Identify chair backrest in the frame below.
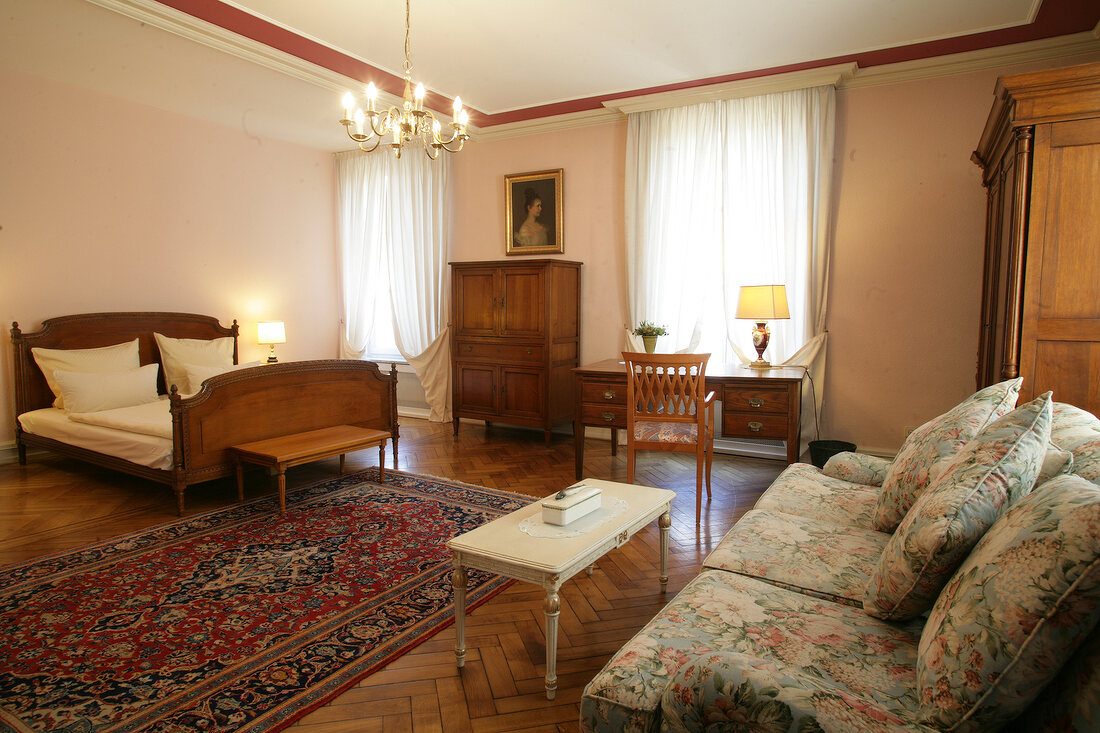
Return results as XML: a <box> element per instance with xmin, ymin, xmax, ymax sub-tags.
<box><xmin>622</xmin><ymin>352</ymin><xmax>710</xmax><ymax>426</ymax></box>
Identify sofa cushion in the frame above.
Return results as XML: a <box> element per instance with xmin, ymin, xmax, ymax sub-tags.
<box><xmin>873</xmin><ymin>378</ymin><xmax>1022</xmax><ymax>533</ymax></box>
<box><xmin>864</xmin><ymin>393</ymin><xmax>1052</xmax><ymax>621</ymax></box>
<box><xmin>1050</xmin><ymin>402</ymin><xmax>1100</xmax><ymax>487</ymax></box>
<box><xmin>580</xmin><ymin>570</ymin><xmax>923</xmax><ymax>733</ymax></box>
<box><xmin>660</xmin><ymin>651</ymin><xmax>929</xmax><ymax>732</ymax></box>
<box><xmin>1013</xmin><ymin>621</ymin><xmax>1100</xmax><ymax>733</ymax></box>
<box><xmin>917</xmin><ymin>474</ymin><xmax>1100</xmax><ymax>732</ymax></box>
<box><xmin>753</xmin><ymin>463</ymin><xmax>879</xmax><ymax>529</ymax></box>
<box><xmin>822</xmin><ymin>451</ymin><xmax>893</xmax><ymax>487</ymax></box>
<box><xmin>703</xmin><ymin>509</ymin><xmax>889</xmax><ymax>607</ymax></box>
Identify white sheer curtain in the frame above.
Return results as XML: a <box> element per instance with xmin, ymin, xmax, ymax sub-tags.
<box><xmin>625</xmin><ymin>86</ymin><xmax>835</xmax><ymax>451</ymax></box>
<box><xmin>335</xmin><ymin>150</ymin><xmax>452</xmax><ymax>422</ymax></box>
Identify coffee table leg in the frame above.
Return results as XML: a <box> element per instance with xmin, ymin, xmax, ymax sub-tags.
<box><xmin>452</xmin><ymin>558</ymin><xmax>467</xmax><ymax>668</ymax></box>
<box><xmin>544</xmin><ymin>589</ymin><xmax>560</xmax><ymax>700</ymax></box>
<box><xmin>659</xmin><ymin>510</ymin><xmax>671</xmax><ymax>590</ymax></box>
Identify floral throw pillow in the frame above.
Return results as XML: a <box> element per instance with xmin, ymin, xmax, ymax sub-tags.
<box><xmin>917</xmin><ymin>474</ymin><xmax>1100</xmax><ymax>732</ymax></box>
<box><xmin>864</xmin><ymin>393</ymin><xmax>1052</xmax><ymax>621</ymax></box>
<box><xmin>873</xmin><ymin>378</ymin><xmax>1022</xmax><ymax>532</ymax></box>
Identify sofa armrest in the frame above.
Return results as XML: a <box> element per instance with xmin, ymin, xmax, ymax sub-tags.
<box><xmin>659</xmin><ymin>651</ymin><xmax>929</xmax><ymax>732</ymax></box>
<box><xmin>822</xmin><ymin>452</ymin><xmax>892</xmax><ymax>487</ymax></box>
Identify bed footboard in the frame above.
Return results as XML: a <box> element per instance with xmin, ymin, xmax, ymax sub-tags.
<box><xmin>170</xmin><ymin>359</ymin><xmax>398</xmax><ymax>514</ymax></box>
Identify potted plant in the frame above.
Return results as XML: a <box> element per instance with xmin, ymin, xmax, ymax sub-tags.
<box><xmin>633</xmin><ymin>321</ymin><xmax>669</xmax><ymax>353</ymax></box>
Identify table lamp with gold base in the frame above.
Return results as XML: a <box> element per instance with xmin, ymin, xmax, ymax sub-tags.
<box><xmin>735</xmin><ymin>285</ymin><xmax>790</xmax><ymax>368</ymax></box>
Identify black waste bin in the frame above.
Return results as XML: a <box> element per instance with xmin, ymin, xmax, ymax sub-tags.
<box><xmin>809</xmin><ymin>440</ymin><xmax>857</xmax><ymax>469</ymax></box>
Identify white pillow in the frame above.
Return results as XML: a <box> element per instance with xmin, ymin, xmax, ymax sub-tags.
<box><xmin>182</xmin><ymin>361</ymin><xmax>263</xmax><ymax>397</ymax></box>
<box><xmin>53</xmin><ymin>364</ymin><xmax>161</xmax><ymax>414</ymax></box>
<box><xmin>154</xmin><ymin>333</ymin><xmax>234</xmax><ymax>395</ymax></box>
<box><xmin>32</xmin><ymin>339</ymin><xmax>141</xmax><ymax>409</ymax></box>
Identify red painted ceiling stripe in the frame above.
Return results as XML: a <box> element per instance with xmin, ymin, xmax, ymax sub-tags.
<box><xmin>153</xmin><ymin>0</ymin><xmax>1098</xmax><ymax>128</ymax></box>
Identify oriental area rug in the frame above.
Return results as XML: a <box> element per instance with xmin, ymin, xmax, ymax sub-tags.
<box><xmin>0</xmin><ymin>468</ymin><xmax>532</xmax><ymax>732</ymax></box>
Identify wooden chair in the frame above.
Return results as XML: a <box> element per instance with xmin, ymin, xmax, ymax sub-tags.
<box><xmin>622</xmin><ymin>352</ymin><xmax>716</xmax><ymax>525</ymax></box>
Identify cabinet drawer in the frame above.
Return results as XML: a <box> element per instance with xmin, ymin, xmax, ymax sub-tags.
<box><xmin>580</xmin><ymin>404</ymin><xmax>626</xmax><ymax>428</ymax></box>
<box><xmin>723</xmin><ymin>385</ymin><xmax>790</xmax><ymax>414</ymax></box>
<box><xmin>722</xmin><ymin>411</ymin><xmax>788</xmax><ymax>440</ymax></box>
<box><xmin>456</xmin><ymin>341</ymin><xmax>544</xmax><ymax>362</ymax></box>
<box><xmin>580</xmin><ymin>381</ymin><xmax>626</xmax><ymax>405</ymax></box>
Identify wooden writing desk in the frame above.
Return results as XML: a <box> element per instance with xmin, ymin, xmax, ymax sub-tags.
<box><xmin>573</xmin><ymin>359</ymin><xmax>805</xmax><ymax>479</ymax></box>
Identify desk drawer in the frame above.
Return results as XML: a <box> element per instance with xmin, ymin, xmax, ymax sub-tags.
<box><xmin>457</xmin><ymin>341</ymin><xmax>544</xmax><ymax>363</ymax></box>
<box><xmin>724</xmin><ymin>385</ymin><xmax>790</xmax><ymax>414</ymax></box>
<box><xmin>722</xmin><ymin>411</ymin><xmax>788</xmax><ymax>440</ymax></box>
<box><xmin>580</xmin><ymin>381</ymin><xmax>626</xmax><ymax>405</ymax></box>
<box><xmin>580</xmin><ymin>404</ymin><xmax>626</xmax><ymax>428</ymax></box>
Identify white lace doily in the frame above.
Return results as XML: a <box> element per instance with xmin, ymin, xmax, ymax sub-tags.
<box><xmin>519</xmin><ymin>497</ymin><xmax>630</xmax><ymax>538</ymax></box>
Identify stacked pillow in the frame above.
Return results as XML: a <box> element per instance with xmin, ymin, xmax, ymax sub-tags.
<box><xmin>52</xmin><ymin>364</ymin><xmax>161</xmax><ymax>414</ymax></box>
<box><xmin>873</xmin><ymin>378</ymin><xmax>1023</xmax><ymax>532</ymax></box>
<box><xmin>31</xmin><ymin>339</ymin><xmax>141</xmax><ymax>410</ymax></box>
<box><xmin>864</xmin><ymin>393</ymin><xmax>1052</xmax><ymax>620</ymax></box>
<box><xmin>917</xmin><ymin>473</ymin><xmax>1100</xmax><ymax>731</ymax></box>
<box><xmin>153</xmin><ymin>332</ymin><xmax>235</xmax><ymax>396</ymax></box>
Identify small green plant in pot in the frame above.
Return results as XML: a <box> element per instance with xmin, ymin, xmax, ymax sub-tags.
<box><xmin>632</xmin><ymin>321</ymin><xmax>669</xmax><ymax>353</ymax></box>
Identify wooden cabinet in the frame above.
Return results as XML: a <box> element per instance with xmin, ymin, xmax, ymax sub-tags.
<box><xmin>973</xmin><ymin>62</ymin><xmax>1100</xmax><ymax>416</ymax></box>
<box><xmin>451</xmin><ymin>259</ymin><xmax>581</xmax><ymax>443</ymax></box>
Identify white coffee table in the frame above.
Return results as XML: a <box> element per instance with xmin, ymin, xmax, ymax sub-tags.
<box><xmin>447</xmin><ymin>478</ymin><xmax>675</xmax><ymax>700</ymax></box>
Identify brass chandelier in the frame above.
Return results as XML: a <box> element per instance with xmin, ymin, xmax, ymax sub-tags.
<box><xmin>339</xmin><ymin>0</ymin><xmax>469</xmax><ymax>159</ymax></box>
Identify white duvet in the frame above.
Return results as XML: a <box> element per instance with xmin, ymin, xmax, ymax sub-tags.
<box><xmin>67</xmin><ymin>397</ymin><xmax>173</xmax><ymax>439</ymax></box>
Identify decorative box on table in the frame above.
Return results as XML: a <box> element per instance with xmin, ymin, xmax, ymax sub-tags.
<box><xmin>541</xmin><ymin>485</ymin><xmax>602</xmax><ymax>526</ymax></box>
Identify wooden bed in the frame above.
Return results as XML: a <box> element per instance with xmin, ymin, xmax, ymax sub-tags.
<box><xmin>11</xmin><ymin>312</ymin><xmax>398</xmax><ymax>514</ymax></box>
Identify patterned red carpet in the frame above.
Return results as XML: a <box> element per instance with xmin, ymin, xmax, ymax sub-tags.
<box><xmin>0</xmin><ymin>468</ymin><xmax>531</xmax><ymax>732</ymax></box>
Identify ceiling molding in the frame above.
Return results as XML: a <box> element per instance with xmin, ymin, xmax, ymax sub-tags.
<box><xmin>843</xmin><ymin>29</ymin><xmax>1100</xmax><ymax>89</ymax></box>
<box><xmin>82</xmin><ymin>0</ymin><xmax>1100</xmax><ymax>145</ymax></box>
<box><xmin>472</xmin><ymin>108</ymin><xmax>622</xmax><ymax>142</ymax></box>
<box><xmin>602</xmin><ymin>64</ymin><xmax>859</xmax><ymax>115</ymax></box>
<box><xmin>84</xmin><ymin>0</ymin><xmax>406</xmax><ymax>109</ymax></box>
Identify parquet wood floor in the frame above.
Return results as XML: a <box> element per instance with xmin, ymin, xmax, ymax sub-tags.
<box><xmin>0</xmin><ymin>419</ymin><xmax>786</xmax><ymax>732</ymax></box>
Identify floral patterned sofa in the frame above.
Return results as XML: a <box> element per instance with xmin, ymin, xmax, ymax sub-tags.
<box><xmin>581</xmin><ymin>380</ymin><xmax>1100</xmax><ymax>732</ymax></box>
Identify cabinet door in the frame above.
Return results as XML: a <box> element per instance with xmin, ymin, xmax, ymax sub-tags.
<box><xmin>499</xmin><ymin>367</ymin><xmax>545</xmax><ymax>420</ymax></box>
<box><xmin>499</xmin><ymin>267</ymin><xmax>545</xmax><ymax>338</ymax></box>
<box><xmin>454</xmin><ymin>268</ymin><xmax>498</xmax><ymax>337</ymax></box>
<box><xmin>1019</xmin><ymin>118</ymin><xmax>1100</xmax><ymax>413</ymax></box>
<box><xmin>454</xmin><ymin>363</ymin><xmax>497</xmax><ymax>415</ymax></box>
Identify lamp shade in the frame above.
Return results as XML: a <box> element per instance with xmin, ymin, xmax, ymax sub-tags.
<box><xmin>257</xmin><ymin>321</ymin><xmax>286</xmax><ymax>345</ymax></box>
<box><xmin>736</xmin><ymin>285</ymin><xmax>790</xmax><ymax>320</ymax></box>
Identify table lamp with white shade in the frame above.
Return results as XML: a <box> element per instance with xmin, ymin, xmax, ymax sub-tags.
<box><xmin>257</xmin><ymin>321</ymin><xmax>286</xmax><ymax>364</ymax></box>
<box><xmin>735</xmin><ymin>285</ymin><xmax>789</xmax><ymax>368</ymax></box>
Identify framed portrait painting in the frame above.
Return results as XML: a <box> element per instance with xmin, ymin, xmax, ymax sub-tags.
<box><xmin>505</xmin><ymin>169</ymin><xmax>563</xmax><ymax>255</ymax></box>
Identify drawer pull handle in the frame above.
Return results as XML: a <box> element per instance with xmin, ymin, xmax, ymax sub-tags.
<box><xmin>601</xmin><ymin>411</ymin><xmax>615</xmax><ymax>422</ymax></box>
<box><xmin>527</xmin><ymin>349</ymin><xmax>533</xmax><ymax>355</ymax></box>
<box><xmin>602</xmin><ymin>390</ymin><xmax>616</xmax><ymax>400</ymax></box>
<box><xmin>749</xmin><ymin>398</ymin><xmax>763</xmax><ymax>408</ymax></box>
<box><xmin>465</xmin><ymin>345</ymin><xmax>472</xmax><ymax>352</ymax></box>
<box><xmin>748</xmin><ymin>421</ymin><xmax>763</xmax><ymax>432</ymax></box>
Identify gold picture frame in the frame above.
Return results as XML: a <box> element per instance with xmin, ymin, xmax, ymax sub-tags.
<box><xmin>505</xmin><ymin>169</ymin><xmax>563</xmax><ymax>255</ymax></box>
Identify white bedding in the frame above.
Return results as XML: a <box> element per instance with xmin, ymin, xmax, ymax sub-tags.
<box><xmin>18</xmin><ymin>400</ymin><xmax>173</xmax><ymax>470</ymax></box>
<box><xmin>68</xmin><ymin>398</ymin><xmax>172</xmax><ymax>439</ymax></box>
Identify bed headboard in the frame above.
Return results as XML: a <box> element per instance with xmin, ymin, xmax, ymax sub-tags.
<box><xmin>10</xmin><ymin>312</ymin><xmax>239</xmax><ymax>417</ymax></box>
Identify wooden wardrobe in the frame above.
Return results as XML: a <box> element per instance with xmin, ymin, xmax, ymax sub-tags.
<box><xmin>450</xmin><ymin>259</ymin><xmax>581</xmax><ymax>443</ymax></box>
<box><xmin>973</xmin><ymin>61</ymin><xmax>1100</xmax><ymax>415</ymax></box>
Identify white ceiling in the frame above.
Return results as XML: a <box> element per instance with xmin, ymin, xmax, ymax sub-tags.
<box><xmin>236</xmin><ymin>0</ymin><xmax>1040</xmax><ymax>113</ymax></box>
<box><xmin>0</xmin><ymin>0</ymin><xmax>1080</xmax><ymax>152</ymax></box>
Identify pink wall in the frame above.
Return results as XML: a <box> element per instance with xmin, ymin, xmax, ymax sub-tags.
<box><xmin>0</xmin><ymin>66</ymin><xmax>340</xmax><ymax>444</ymax></box>
<box><xmin>450</xmin><ymin>121</ymin><xmax>629</xmax><ymax>366</ymax></box>
<box><xmin>452</xmin><ymin>53</ymin><xmax>1100</xmax><ymax>455</ymax></box>
<box><xmin>827</xmin><ymin>52</ymin><xmax>1100</xmax><ymax>453</ymax></box>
